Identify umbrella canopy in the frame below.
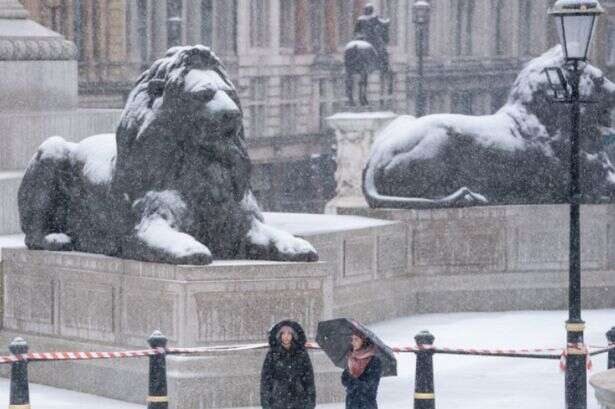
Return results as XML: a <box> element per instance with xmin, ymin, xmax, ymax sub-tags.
<box><xmin>316</xmin><ymin>318</ymin><xmax>397</xmax><ymax>377</ymax></box>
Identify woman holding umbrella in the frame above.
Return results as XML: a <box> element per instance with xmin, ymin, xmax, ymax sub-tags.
<box><xmin>316</xmin><ymin>318</ymin><xmax>396</xmax><ymax>409</ymax></box>
<box><xmin>341</xmin><ymin>331</ymin><xmax>382</xmax><ymax>409</ymax></box>
<box><xmin>260</xmin><ymin>320</ymin><xmax>316</xmax><ymax>409</ymax></box>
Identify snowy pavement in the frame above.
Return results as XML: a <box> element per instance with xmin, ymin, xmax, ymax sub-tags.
<box><xmin>0</xmin><ymin>309</ymin><xmax>611</xmax><ymax>408</ymax></box>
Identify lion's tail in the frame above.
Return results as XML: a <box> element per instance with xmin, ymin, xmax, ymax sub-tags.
<box><xmin>362</xmin><ymin>160</ymin><xmax>487</xmax><ymax>209</ymax></box>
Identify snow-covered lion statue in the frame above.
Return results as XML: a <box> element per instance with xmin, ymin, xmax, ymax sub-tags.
<box><xmin>363</xmin><ymin>46</ymin><xmax>615</xmax><ymax>208</ymax></box>
<box><xmin>18</xmin><ymin>45</ymin><xmax>318</xmax><ymax>265</ymax></box>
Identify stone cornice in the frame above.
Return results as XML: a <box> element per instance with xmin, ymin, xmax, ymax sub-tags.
<box><xmin>0</xmin><ymin>37</ymin><xmax>77</xmax><ymax>60</ymax></box>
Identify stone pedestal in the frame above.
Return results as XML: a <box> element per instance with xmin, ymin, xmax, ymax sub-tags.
<box><xmin>591</xmin><ymin>369</ymin><xmax>615</xmax><ymax>408</ymax></box>
<box><xmin>0</xmin><ymin>248</ymin><xmax>341</xmax><ymax>409</ymax></box>
<box><xmin>0</xmin><ymin>1</ymin><xmax>122</xmax><ymax>234</ymax></box>
<box><xmin>324</xmin><ymin>111</ymin><xmax>398</xmax><ymax>214</ymax></box>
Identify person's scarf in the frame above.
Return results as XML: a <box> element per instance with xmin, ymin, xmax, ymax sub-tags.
<box><xmin>347</xmin><ymin>345</ymin><xmax>376</xmax><ymax>378</ymax></box>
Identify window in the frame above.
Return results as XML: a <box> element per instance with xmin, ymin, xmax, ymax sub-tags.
<box><xmin>427</xmin><ymin>93</ymin><xmax>446</xmax><ymax>114</ymax></box>
<box><xmin>137</xmin><ymin>0</ymin><xmax>150</xmax><ymax>64</ymax></box>
<box><xmin>247</xmin><ymin>78</ymin><xmax>268</xmax><ymax>138</ymax></box>
<box><xmin>201</xmin><ymin>0</ymin><xmax>213</xmax><ymax>47</ymax></box>
<box><xmin>381</xmin><ymin>0</ymin><xmax>398</xmax><ymax>46</ymax></box>
<box><xmin>455</xmin><ymin>0</ymin><xmax>474</xmax><ymax>56</ymax></box>
<box><xmin>167</xmin><ymin>0</ymin><xmax>183</xmax><ymax>47</ymax></box>
<box><xmin>452</xmin><ymin>91</ymin><xmax>474</xmax><ymax>115</ymax></box>
<box><xmin>250</xmin><ymin>0</ymin><xmax>270</xmax><ymax>47</ymax></box>
<box><xmin>491</xmin><ymin>88</ymin><xmax>509</xmax><ymax>113</ymax></box>
<box><xmin>318</xmin><ymin>78</ymin><xmax>344</xmax><ymax>130</ymax></box>
<box><xmin>311</xmin><ymin>0</ymin><xmax>325</xmax><ymax>53</ymax></box>
<box><xmin>279</xmin><ymin>0</ymin><xmax>296</xmax><ymax>49</ymax></box>
<box><xmin>336</xmin><ymin>0</ymin><xmax>354</xmax><ymax>46</ymax></box>
<box><xmin>607</xmin><ymin>20</ymin><xmax>615</xmax><ymax>66</ymax></box>
<box><xmin>494</xmin><ymin>0</ymin><xmax>504</xmax><ymax>55</ymax></box>
<box><xmin>519</xmin><ymin>0</ymin><xmax>532</xmax><ymax>56</ymax></box>
<box><xmin>74</xmin><ymin>0</ymin><xmax>84</xmax><ymax>61</ymax></box>
<box><xmin>216</xmin><ymin>0</ymin><xmax>238</xmax><ymax>53</ymax></box>
<box><xmin>280</xmin><ymin>77</ymin><xmax>301</xmax><ymax>134</ymax></box>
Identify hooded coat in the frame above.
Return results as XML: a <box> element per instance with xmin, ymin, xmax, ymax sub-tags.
<box><xmin>341</xmin><ymin>355</ymin><xmax>381</xmax><ymax>409</ymax></box>
<box><xmin>260</xmin><ymin>320</ymin><xmax>316</xmax><ymax>409</ymax></box>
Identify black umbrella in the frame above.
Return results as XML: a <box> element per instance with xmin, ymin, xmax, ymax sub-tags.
<box><xmin>316</xmin><ymin>318</ymin><xmax>397</xmax><ymax>377</ymax></box>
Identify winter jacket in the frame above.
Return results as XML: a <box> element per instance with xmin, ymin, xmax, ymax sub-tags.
<box><xmin>260</xmin><ymin>320</ymin><xmax>316</xmax><ymax>409</ymax></box>
<box><xmin>341</xmin><ymin>355</ymin><xmax>381</xmax><ymax>409</ymax></box>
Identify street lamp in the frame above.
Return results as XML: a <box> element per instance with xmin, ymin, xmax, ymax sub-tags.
<box><xmin>544</xmin><ymin>1</ymin><xmax>604</xmax><ymax>409</ymax></box>
<box><xmin>412</xmin><ymin>0</ymin><xmax>431</xmax><ymax>117</ymax></box>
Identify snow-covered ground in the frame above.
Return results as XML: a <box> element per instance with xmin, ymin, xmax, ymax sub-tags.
<box><xmin>0</xmin><ymin>309</ymin><xmax>611</xmax><ymax>409</ymax></box>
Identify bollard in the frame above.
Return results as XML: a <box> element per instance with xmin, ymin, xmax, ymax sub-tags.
<box><xmin>9</xmin><ymin>337</ymin><xmax>30</xmax><ymax>409</ymax></box>
<box><xmin>147</xmin><ymin>331</ymin><xmax>168</xmax><ymax>409</ymax></box>
<box><xmin>607</xmin><ymin>327</ymin><xmax>615</xmax><ymax>370</ymax></box>
<box><xmin>414</xmin><ymin>330</ymin><xmax>435</xmax><ymax>409</ymax></box>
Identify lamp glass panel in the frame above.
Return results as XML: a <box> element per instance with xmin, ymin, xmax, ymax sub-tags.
<box><xmin>558</xmin><ymin>14</ymin><xmax>596</xmax><ymax>59</ymax></box>
<box><xmin>546</xmin><ymin>68</ymin><xmax>564</xmax><ymax>88</ymax></box>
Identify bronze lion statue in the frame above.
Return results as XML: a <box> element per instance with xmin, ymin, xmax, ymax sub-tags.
<box><xmin>18</xmin><ymin>45</ymin><xmax>318</xmax><ymax>265</ymax></box>
<box><xmin>363</xmin><ymin>46</ymin><xmax>615</xmax><ymax>208</ymax></box>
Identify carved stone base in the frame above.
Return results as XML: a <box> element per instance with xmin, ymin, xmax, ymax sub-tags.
<box><xmin>325</xmin><ymin>111</ymin><xmax>399</xmax><ymax>214</ymax></box>
<box><xmin>0</xmin><ymin>248</ymin><xmax>340</xmax><ymax>408</ymax></box>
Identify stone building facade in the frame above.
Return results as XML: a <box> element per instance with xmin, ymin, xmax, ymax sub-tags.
<box><xmin>18</xmin><ymin>0</ymin><xmax>615</xmax><ymax>211</ymax></box>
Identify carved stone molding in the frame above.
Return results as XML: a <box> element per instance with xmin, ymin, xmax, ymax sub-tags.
<box><xmin>0</xmin><ymin>38</ymin><xmax>77</xmax><ymax>61</ymax></box>
<box><xmin>324</xmin><ymin>111</ymin><xmax>398</xmax><ymax>213</ymax></box>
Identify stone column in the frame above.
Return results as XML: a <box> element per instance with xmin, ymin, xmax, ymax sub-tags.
<box><xmin>325</xmin><ymin>111</ymin><xmax>398</xmax><ymax>213</ymax></box>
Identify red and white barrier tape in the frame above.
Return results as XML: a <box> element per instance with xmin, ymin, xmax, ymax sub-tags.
<box><xmin>0</xmin><ymin>341</ymin><xmax>610</xmax><ymax>365</ymax></box>
<box><xmin>558</xmin><ymin>343</ymin><xmax>597</xmax><ymax>372</ymax></box>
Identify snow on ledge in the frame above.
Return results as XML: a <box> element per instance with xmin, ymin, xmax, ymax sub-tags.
<box><xmin>263</xmin><ymin>212</ymin><xmax>395</xmax><ymax>236</ymax></box>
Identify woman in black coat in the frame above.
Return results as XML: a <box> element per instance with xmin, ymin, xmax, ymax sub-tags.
<box><xmin>260</xmin><ymin>320</ymin><xmax>316</xmax><ymax>409</ymax></box>
<box><xmin>341</xmin><ymin>332</ymin><xmax>382</xmax><ymax>409</ymax></box>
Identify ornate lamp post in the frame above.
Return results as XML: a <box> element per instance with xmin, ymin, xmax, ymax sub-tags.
<box><xmin>544</xmin><ymin>1</ymin><xmax>603</xmax><ymax>408</ymax></box>
<box><xmin>412</xmin><ymin>0</ymin><xmax>431</xmax><ymax>117</ymax></box>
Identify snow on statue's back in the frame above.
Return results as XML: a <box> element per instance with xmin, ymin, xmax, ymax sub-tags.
<box><xmin>17</xmin><ymin>45</ymin><xmax>318</xmax><ymax>265</ymax></box>
<box><xmin>363</xmin><ymin>46</ymin><xmax>615</xmax><ymax>208</ymax></box>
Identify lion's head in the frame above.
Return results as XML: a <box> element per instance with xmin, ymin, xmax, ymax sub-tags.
<box><xmin>505</xmin><ymin>46</ymin><xmax>615</xmax><ymax>156</ymax></box>
<box><xmin>114</xmin><ymin>45</ymin><xmax>250</xmax><ymax>201</ymax></box>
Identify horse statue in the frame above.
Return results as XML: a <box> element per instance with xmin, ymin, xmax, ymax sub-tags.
<box><xmin>344</xmin><ymin>3</ymin><xmax>393</xmax><ymax>106</ymax></box>
<box><xmin>362</xmin><ymin>46</ymin><xmax>615</xmax><ymax>208</ymax></box>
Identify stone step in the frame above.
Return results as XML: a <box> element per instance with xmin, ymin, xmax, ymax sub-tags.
<box><xmin>0</xmin><ymin>171</ymin><xmax>22</xmax><ymax>235</ymax></box>
<box><xmin>0</xmin><ymin>109</ymin><xmax>121</xmax><ymax>170</ymax></box>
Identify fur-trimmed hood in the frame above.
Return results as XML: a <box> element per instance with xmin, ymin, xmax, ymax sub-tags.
<box><xmin>267</xmin><ymin>320</ymin><xmax>307</xmax><ymax>351</ymax></box>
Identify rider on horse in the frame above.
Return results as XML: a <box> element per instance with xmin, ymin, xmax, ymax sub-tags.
<box><xmin>354</xmin><ymin>3</ymin><xmax>390</xmax><ymax>72</ymax></box>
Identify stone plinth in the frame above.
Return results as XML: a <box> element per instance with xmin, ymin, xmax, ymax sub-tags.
<box><xmin>591</xmin><ymin>369</ymin><xmax>615</xmax><ymax>408</ymax></box>
<box><xmin>0</xmin><ymin>248</ymin><xmax>340</xmax><ymax>408</ymax></box>
<box><xmin>2</xmin><ymin>249</ymin><xmax>331</xmax><ymax>346</ymax></box>
<box><xmin>324</xmin><ymin>111</ymin><xmax>398</xmax><ymax>214</ymax></box>
<box><xmin>337</xmin><ymin>204</ymin><xmax>615</xmax><ymax>312</ymax></box>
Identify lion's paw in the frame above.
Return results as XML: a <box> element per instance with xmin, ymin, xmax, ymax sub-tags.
<box><xmin>273</xmin><ymin>236</ymin><xmax>319</xmax><ymax>262</ymax></box>
<box><xmin>43</xmin><ymin>233</ymin><xmax>73</xmax><ymax>251</ymax></box>
<box><xmin>247</xmin><ymin>220</ymin><xmax>319</xmax><ymax>262</ymax></box>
